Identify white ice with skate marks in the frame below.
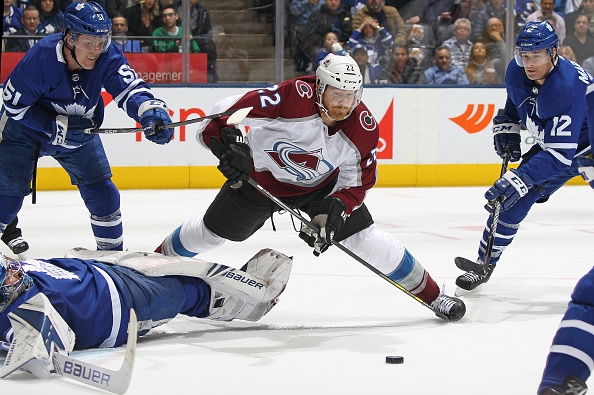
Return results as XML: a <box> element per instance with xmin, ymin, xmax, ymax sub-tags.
<box><xmin>0</xmin><ymin>185</ymin><xmax>592</xmax><ymax>394</ymax></box>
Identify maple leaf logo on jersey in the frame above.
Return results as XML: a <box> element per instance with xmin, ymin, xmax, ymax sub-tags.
<box><xmin>266</xmin><ymin>141</ymin><xmax>334</xmax><ymax>181</ymax></box>
<box><xmin>51</xmin><ymin>102</ymin><xmax>96</xmax><ymax>119</ymax></box>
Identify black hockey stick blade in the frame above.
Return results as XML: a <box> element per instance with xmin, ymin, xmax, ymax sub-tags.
<box><xmin>454</xmin><ymin>256</ymin><xmax>486</xmax><ymax>274</ymax></box>
<box><xmin>52</xmin><ymin>309</ymin><xmax>137</xmax><ymax>394</ymax></box>
<box><xmin>84</xmin><ymin>106</ymin><xmax>253</xmax><ymax>134</ymax></box>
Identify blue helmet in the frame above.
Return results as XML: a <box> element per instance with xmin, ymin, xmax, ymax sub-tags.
<box><xmin>0</xmin><ymin>254</ymin><xmax>33</xmax><ymax>313</ymax></box>
<box><xmin>63</xmin><ymin>1</ymin><xmax>111</xmax><ymax>52</ymax></box>
<box><xmin>515</xmin><ymin>21</ymin><xmax>558</xmax><ymax>58</ymax></box>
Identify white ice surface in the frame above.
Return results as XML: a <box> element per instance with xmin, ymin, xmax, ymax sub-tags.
<box><xmin>1</xmin><ymin>185</ymin><xmax>593</xmax><ymax>394</ymax></box>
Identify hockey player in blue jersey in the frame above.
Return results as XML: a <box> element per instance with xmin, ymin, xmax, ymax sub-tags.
<box><xmin>455</xmin><ymin>21</ymin><xmax>593</xmax><ymax>293</ymax></box>
<box><xmin>0</xmin><ymin>248</ymin><xmax>292</xmax><ymax>378</ymax></box>
<box><xmin>0</xmin><ymin>1</ymin><xmax>174</xmax><ymax>253</ymax></box>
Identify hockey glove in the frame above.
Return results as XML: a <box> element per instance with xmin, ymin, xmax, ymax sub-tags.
<box><xmin>50</xmin><ymin>115</ymin><xmax>96</xmax><ymax>148</ymax></box>
<box><xmin>139</xmin><ymin>99</ymin><xmax>174</xmax><ymax>144</ymax></box>
<box><xmin>209</xmin><ymin>127</ymin><xmax>252</xmax><ymax>183</ymax></box>
<box><xmin>577</xmin><ymin>155</ymin><xmax>594</xmax><ymax>189</ymax></box>
<box><xmin>299</xmin><ymin>197</ymin><xmax>347</xmax><ymax>256</ymax></box>
<box><xmin>492</xmin><ymin>115</ymin><xmax>521</xmax><ymax>162</ymax></box>
<box><xmin>484</xmin><ymin>168</ymin><xmax>534</xmax><ymax>211</ymax></box>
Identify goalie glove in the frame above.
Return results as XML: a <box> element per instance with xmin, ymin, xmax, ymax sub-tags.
<box><xmin>492</xmin><ymin>115</ymin><xmax>521</xmax><ymax>162</ymax></box>
<box><xmin>50</xmin><ymin>115</ymin><xmax>96</xmax><ymax>148</ymax></box>
<box><xmin>576</xmin><ymin>155</ymin><xmax>594</xmax><ymax>189</ymax></box>
<box><xmin>299</xmin><ymin>197</ymin><xmax>347</xmax><ymax>256</ymax></box>
<box><xmin>209</xmin><ymin>127</ymin><xmax>252</xmax><ymax>184</ymax></box>
<box><xmin>484</xmin><ymin>168</ymin><xmax>534</xmax><ymax>211</ymax></box>
<box><xmin>138</xmin><ymin>99</ymin><xmax>174</xmax><ymax>144</ymax></box>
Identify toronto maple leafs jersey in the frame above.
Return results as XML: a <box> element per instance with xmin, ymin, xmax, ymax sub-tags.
<box><xmin>502</xmin><ymin>57</ymin><xmax>592</xmax><ymax>184</ymax></box>
<box><xmin>197</xmin><ymin>75</ymin><xmax>379</xmax><ymax>215</ymax></box>
<box><xmin>1</xmin><ymin>34</ymin><xmax>155</xmax><ymax>140</ymax></box>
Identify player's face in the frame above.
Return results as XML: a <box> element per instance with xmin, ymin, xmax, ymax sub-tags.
<box><xmin>2</xmin><ymin>269</ymin><xmax>19</xmax><ymax>286</ymax></box>
<box><xmin>519</xmin><ymin>49</ymin><xmax>553</xmax><ymax>81</ymax></box>
<box><xmin>321</xmin><ymin>86</ymin><xmax>357</xmax><ymax>121</ymax></box>
<box><xmin>71</xmin><ymin>33</ymin><xmax>108</xmax><ymax>69</ymax></box>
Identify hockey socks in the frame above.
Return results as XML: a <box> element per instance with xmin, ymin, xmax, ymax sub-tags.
<box><xmin>386</xmin><ymin>249</ymin><xmax>440</xmax><ymax>304</ymax></box>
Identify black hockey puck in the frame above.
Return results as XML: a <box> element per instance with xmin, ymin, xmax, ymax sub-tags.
<box><xmin>385</xmin><ymin>356</ymin><xmax>404</xmax><ymax>364</ymax></box>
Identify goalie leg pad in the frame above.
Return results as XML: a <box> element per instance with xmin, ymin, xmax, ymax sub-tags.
<box><xmin>1</xmin><ymin>293</ymin><xmax>75</xmax><ymax>379</ymax></box>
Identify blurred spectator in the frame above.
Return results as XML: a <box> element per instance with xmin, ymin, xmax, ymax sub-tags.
<box><xmin>172</xmin><ymin>0</ymin><xmax>217</xmax><ymax>82</ymax></box>
<box><xmin>351</xmin><ymin>45</ymin><xmax>381</xmax><ymax>83</ymax></box>
<box><xmin>104</xmin><ymin>0</ymin><xmax>127</xmax><ymax>18</ymax></box>
<box><xmin>424</xmin><ymin>45</ymin><xmax>469</xmax><ymax>83</ymax></box>
<box><xmin>479</xmin><ymin>16</ymin><xmax>505</xmax><ymax>61</ymax></box>
<box><xmin>111</xmin><ymin>13</ymin><xmax>143</xmax><ymax>52</ymax></box>
<box><xmin>441</xmin><ymin>17</ymin><xmax>473</xmax><ymax>68</ymax></box>
<box><xmin>582</xmin><ymin>52</ymin><xmax>594</xmax><ymax>75</ymax></box>
<box><xmin>470</xmin><ymin>0</ymin><xmax>505</xmax><ymax>41</ymax></box>
<box><xmin>6</xmin><ymin>5</ymin><xmax>44</xmax><ymax>52</ymax></box>
<box><xmin>378</xmin><ymin>41</ymin><xmax>427</xmax><ymax>83</ymax></box>
<box><xmin>565</xmin><ymin>0</ymin><xmax>594</xmax><ymax>37</ymax></box>
<box><xmin>305</xmin><ymin>0</ymin><xmax>353</xmax><ymax>60</ymax></box>
<box><xmin>563</xmin><ymin>13</ymin><xmax>594</xmax><ymax>64</ymax></box>
<box><xmin>290</xmin><ymin>0</ymin><xmax>325</xmax><ymax>73</ymax></box>
<box><xmin>152</xmin><ymin>4</ymin><xmax>200</xmax><ymax>52</ymax></box>
<box><xmin>343</xmin><ymin>0</ymin><xmax>365</xmax><ymax>15</ymax></box>
<box><xmin>352</xmin><ymin>0</ymin><xmax>408</xmax><ymax>43</ymax></box>
<box><xmin>35</xmin><ymin>0</ymin><xmax>62</xmax><ymax>33</ymax></box>
<box><xmin>4</xmin><ymin>0</ymin><xmax>24</xmax><ymax>34</ymax></box>
<box><xmin>423</xmin><ymin>0</ymin><xmax>459</xmax><ymax>44</ymax></box>
<box><xmin>124</xmin><ymin>0</ymin><xmax>161</xmax><ymax>39</ymax></box>
<box><xmin>515</xmin><ymin>0</ymin><xmax>535</xmax><ymax>29</ymax></box>
<box><xmin>347</xmin><ymin>16</ymin><xmax>393</xmax><ymax>66</ymax></box>
<box><xmin>559</xmin><ymin>44</ymin><xmax>577</xmax><ymax>61</ymax></box>
<box><xmin>464</xmin><ymin>41</ymin><xmax>501</xmax><ymax>83</ymax></box>
<box><xmin>385</xmin><ymin>0</ymin><xmax>424</xmax><ymax>24</ymax></box>
<box><xmin>315</xmin><ymin>31</ymin><xmax>343</xmax><ymax>65</ymax></box>
<box><xmin>525</xmin><ymin>0</ymin><xmax>566</xmax><ymax>42</ymax></box>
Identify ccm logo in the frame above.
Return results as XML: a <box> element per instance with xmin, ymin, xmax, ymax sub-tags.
<box><xmin>449</xmin><ymin>104</ymin><xmax>496</xmax><ymax>134</ymax></box>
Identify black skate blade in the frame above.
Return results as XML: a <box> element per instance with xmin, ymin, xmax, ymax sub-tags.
<box><xmin>454</xmin><ymin>257</ymin><xmax>488</xmax><ymax>275</ymax></box>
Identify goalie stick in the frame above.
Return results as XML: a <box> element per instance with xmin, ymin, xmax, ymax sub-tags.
<box><xmin>84</xmin><ymin>106</ymin><xmax>253</xmax><ymax>134</ymax></box>
<box><xmin>51</xmin><ymin>309</ymin><xmax>138</xmax><ymax>394</ymax></box>
<box><xmin>455</xmin><ymin>149</ymin><xmax>511</xmax><ymax>275</ymax></box>
<box><xmin>245</xmin><ymin>178</ymin><xmax>451</xmax><ymax>320</ymax></box>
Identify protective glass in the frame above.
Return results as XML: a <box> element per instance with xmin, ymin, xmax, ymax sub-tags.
<box><xmin>322</xmin><ymin>86</ymin><xmax>363</xmax><ymax>109</ymax></box>
<box><xmin>514</xmin><ymin>48</ymin><xmax>552</xmax><ymax>67</ymax></box>
<box><xmin>71</xmin><ymin>32</ymin><xmax>111</xmax><ymax>53</ymax></box>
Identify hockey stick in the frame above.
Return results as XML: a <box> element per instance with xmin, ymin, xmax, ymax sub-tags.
<box><xmin>455</xmin><ymin>149</ymin><xmax>511</xmax><ymax>275</ymax></box>
<box><xmin>84</xmin><ymin>106</ymin><xmax>253</xmax><ymax>134</ymax></box>
<box><xmin>52</xmin><ymin>309</ymin><xmax>137</xmax><ymax>394</ymax></box>
<box><xmin>245</xmin><ymin>178</ymin><xmax>449</xmax><ymax>319</ymax></box>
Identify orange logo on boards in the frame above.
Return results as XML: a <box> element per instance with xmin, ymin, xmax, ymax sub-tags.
<box><xmin>449</xmin><ymin>104</ymin><xmax>495</xmax><ymax>134</ymax></box>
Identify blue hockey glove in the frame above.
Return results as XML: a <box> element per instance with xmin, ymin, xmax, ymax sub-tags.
<box><xmin>484</xmin><ymin>168</ymin><xmax>534</xmax><ymax>211</ymax></box>
<box><xmin>492</xmin><ymin>115</ymin><xmax>521</xmax><ymax>162</ymax></box>
<box><xmin>209</xmin><ymin>127</ymin><xmax>252</xmax><ymax>184</ymax></box>
<box><xmin>577</xmin><ymin>155</ymin><xmax>594</xmax><ymax>189</ymax></box>
<box><xmin>299</xmin><ymin>197</ymin><xmax>347</xmax><ymax>256</ymax></box>
<box><xmin>50</xmin><ymin>115</ymin><xmax>96</xmax><ymax>148</ymax></box>
<box><xmin>138</xmin><ymin>99</ymin><xmax>174</xmax><ymax>144</ymax></box>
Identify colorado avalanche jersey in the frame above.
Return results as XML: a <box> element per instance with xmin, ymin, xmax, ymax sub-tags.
<box><xmin>1</xmin><ymin>34</ymin><xmax>154</xmax><ymax>141</ymax></box>
<box><xmin>197</xmin><ymin>75</ymin><xmax>379</xmax><ymax>214</ymax></box>
<box><xmin>0</xmin><ymin>258</ymin><xmax>132</xmax><ymax>349</ymax></box>
<box><xmin>503</xmin><ymin>57</ymin><xmax>592</xmax><ymax>184</ymax></box>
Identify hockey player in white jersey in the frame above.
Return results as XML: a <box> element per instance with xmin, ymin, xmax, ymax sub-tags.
<box><xmin>155</xmin><ymin>53</ymin><xmax>466</xmax><ymax>322</ymax></box>
<box><xmin>0</xmin><ymin>1</ymin><xmax>174</xmax><ymax>253</ymax></box>
<box><xmin>455</xmin><ymin>21</ymin><xmax>593</xmax><ymax>293</ymax></box>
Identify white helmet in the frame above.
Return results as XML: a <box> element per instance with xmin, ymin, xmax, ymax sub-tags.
<box><xmin>316</xmin><ymin>53</ymin><xmax>363</xmax><ymax>120</ymax></box>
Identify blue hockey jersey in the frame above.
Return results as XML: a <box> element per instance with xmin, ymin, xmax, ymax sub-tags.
<box><xmin>502</xmin><ymin>57</ymin><xmax>592</xmax><ymax>184</ymax></box>
<box><xmin>1</xmin><ymin>34</ymin><xmax>155</xmax><ymax>140</ymax></box>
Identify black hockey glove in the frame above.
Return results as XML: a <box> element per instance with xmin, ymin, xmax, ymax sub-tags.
<box><xmin>299</xmin><ymin>197</ymin><xmax>347</xmax><ymax>256</ymax></box>
<box><xmin>209</xmin><ymin>127</ymin><xmax>252</xmax><ymax>184</ymax></box>
<box><xmin>50</xmin><ymin>115</ymin><xmax>96</xmax><ymax>148</ymax></box>
<box><xmin>492</xmin><ymin>115</ymin><xmax>521</xmax><ymax>162</ymax></box>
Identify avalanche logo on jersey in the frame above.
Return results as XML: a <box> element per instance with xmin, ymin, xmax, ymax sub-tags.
<box><xmin>359</xmin><ymin>110</ymin><xmax>377</xmax><ymax>131</ymax></box>
<box><xmin>266</xmin><ymin>141</ymin><xmax>334</xmax><ymax>181</ymax></box>
<box><xmin>295</xmin><ymin>80</ymin><xmax>313</xmax><ymax>99</ymax></box>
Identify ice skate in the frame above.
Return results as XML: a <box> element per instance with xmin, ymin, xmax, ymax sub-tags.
<box><xmin>430</xmin><ymin>287</ymin><xmax>466</xmax><ymax>322</ymax></box>
<box><xmin>539</xmin><ymin>375</ymin><xmax>588</xmax><ymax>395</ymax></box>
<box><xmin>455</xmin><ymin>262</ymin><xmax>495</xmax><ymax>296</ymax></box>
<box><xmin>7</xmin><ymin>236</ymin><xmax>29</xmax><ymax>260</ymax></box>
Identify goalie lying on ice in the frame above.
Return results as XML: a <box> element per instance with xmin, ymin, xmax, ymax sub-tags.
<box><xmin>0</xmin><ymin>248</ymin><xmax>292</xmax><ymax>377</ymax></box>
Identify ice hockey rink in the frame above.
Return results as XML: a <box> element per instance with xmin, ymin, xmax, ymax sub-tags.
<box><xmin>1</xmin><ymin>184</ymin><xmax>592</xmax><ymax>394</ymax></box>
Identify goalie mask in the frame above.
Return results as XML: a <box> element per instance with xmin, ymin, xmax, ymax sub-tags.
<box><xmin>514</xmin><ymin>21</ymin><xmax>558</xmax><ymax>67</ymax></box>
<box><xmin>316</xmin><ymin>53</ymin><xmax>363</xmax><ymax>121</ymax></box>
<box><xmin>0</xmin><ymin>254</ymin><xmax>33</xmax><ymax>313</ymax></box>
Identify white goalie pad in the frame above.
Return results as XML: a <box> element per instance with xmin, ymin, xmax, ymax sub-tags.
<box><xmin>1</xmin><ymin>293</ymin><xmax>75</xmax><ymax>379</ymax></box>
<box><xmin>65</xmin><ymin>247</ymin><xmax>293</xmax><ymax>322</ymax></box>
